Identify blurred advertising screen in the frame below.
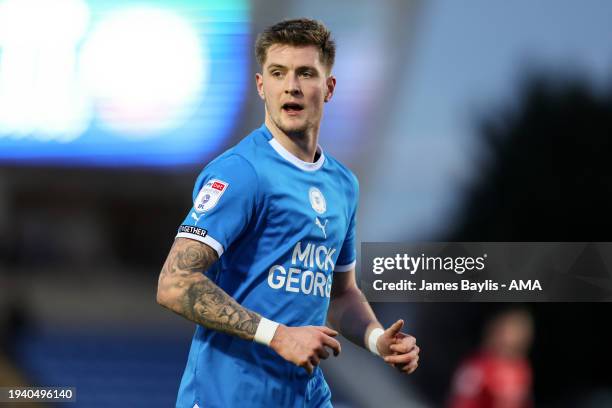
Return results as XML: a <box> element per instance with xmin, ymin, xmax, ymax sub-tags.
<box><xmin>0</xmin><ymin>0</ymin><xmax>250</xmax><ymax>167</ymax></box>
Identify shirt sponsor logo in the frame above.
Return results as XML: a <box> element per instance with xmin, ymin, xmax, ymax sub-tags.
<box><xmin>266</xmin><ymin>241</ymin><xmax>337</xmax><ymax>297</ymax></box>
<box><xmin>178</xmin><ymin>225</ymin><xmax>208</xmax><ymax>238</ymax></box>
<box><xmin>194</xmin><ymin>178</ymin><xmax>228</xmax><ymax>213</ymax></box>
<box><xmin>268</xmin><ymin>266</ymin><xmax>332</xmax><ymax>298</ymax></box>
<box><xmin>309</xmin><ymin>187</ymin><xmax>326</xmax><ymax>214</ymax></box>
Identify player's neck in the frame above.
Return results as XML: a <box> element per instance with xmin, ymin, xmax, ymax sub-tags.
<box><xmin>265</xmin><ymin>117</ymin><xmax>320</xmax><ymax>163</ymax></box>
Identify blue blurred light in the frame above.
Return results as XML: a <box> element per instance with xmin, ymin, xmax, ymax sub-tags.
<box><xmin>0</xmin><ymin>0</ymin><xmax>250</xmax><ymax>167</ymax></box>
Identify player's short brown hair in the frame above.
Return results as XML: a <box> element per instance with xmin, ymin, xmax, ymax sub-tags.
<box><xmin>255</xmin><ymin>18</ymin><xmax>336</xmax><ymax>72</ymax></box>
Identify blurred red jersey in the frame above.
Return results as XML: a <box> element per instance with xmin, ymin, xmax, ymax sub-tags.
<box><xmin>448</xmin><ymin>352</ymin><xmax>532</xmax><ymax>408</ymax></box>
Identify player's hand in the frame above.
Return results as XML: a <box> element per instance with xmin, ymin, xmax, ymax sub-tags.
<box><xmin>269</xmin><ymin>325</ymin><xmax>341</xmax><ymax>375</ymax></box>
<box><xmin>377</xmin><ymin>319</ymin><xmax>419</xmax><ymax>374</ymax></box>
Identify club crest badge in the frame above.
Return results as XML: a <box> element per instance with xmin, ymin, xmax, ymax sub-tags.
<box><xmin>194</xmin><ymin>179</ymin><xmax>228</xmax><ymax>213</ymax></box>
<box><xmin>309</xmin><ymin>187</ymin><xmax>326</xmax><ymax>214</ymax></box>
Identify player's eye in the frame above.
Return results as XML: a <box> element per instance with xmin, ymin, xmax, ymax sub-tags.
<box><xmin>271</xmin><ymin>71</ymin><xmax>283</xmax><ymax>78</ymax></box>
<box><xmin>300</xmin><ymin>71</ymin><xmax>313</xmax><ymax>78</ymax></box>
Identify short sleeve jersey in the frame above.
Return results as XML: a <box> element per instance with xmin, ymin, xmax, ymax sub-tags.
<box><xmin>175</xmin><ymin>125</ymin><xmax>359</xmax><ymax>408</ymax></box>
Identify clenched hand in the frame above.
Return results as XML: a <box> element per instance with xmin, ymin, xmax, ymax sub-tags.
<box><xmin>270</xmin><ymin>325</ymin><xmax>341</xmax><ymax>375</ymax></box>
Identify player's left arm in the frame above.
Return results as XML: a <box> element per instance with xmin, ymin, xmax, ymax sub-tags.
<box><xmin>327</xmin><ymin>268</ymin><xmax>420</xmax><ymax>374</ymax></box>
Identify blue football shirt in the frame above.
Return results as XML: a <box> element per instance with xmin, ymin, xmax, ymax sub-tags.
<box><xmin>174</xmin><ymin>124</ymin><xmax>358</xmax><ymax>408</ymax></box>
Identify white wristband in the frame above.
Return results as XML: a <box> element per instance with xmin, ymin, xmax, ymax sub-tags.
<box><xmin>368</xmin><ymin>328</ymin><xmax>384</xmax><ymax>356</ymax></box>
<box><xmin>254</xmin><ymin>317</ymin><xmax>279</xmax><ymax>346</ymax></box>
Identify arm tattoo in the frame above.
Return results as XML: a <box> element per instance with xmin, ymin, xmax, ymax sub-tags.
<box><xmin>158</xmin><ymin>238</ymin><xmax>261</xmax><ymax>341</ymax></box>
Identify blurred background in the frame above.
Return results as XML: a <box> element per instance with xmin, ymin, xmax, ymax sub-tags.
<box><xmin>1</xmin><ymin>0</ymin><xmax>612</xmax><ymax>406</ymax></box>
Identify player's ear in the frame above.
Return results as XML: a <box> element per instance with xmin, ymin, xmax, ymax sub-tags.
<box><xmin>255</xmin><ymin>73</ymin><xmax>265</xmax><ymax>100</ymax></box>
<box><xmin>324</xmin><ymin>75</ymin><xmax>336</xmax><ymax>103</ymax></box>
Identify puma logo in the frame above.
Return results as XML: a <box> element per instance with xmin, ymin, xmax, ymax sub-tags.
<box><xmin>315</xmin><ymin>217</ymin><xmax>328</xmax><ymax>239</ymax></box>
<box><xmin>191</xmin><ymin>212</ymin><xmax>203</xmax><ymax>224</ymax></box>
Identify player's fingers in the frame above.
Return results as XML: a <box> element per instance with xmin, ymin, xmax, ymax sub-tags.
<box><xmin>310</xmin><ymin>354</ymin><xmax>320</xmax><ymax>366</ymax></box>
<box><xmin>383</xmin><ymin>350</ymin><xmax>418</xmax><ymax>365</ymax></box>
<box><xmin>390</xmin><ymin>341</ymin><xmax>418</xmax><ymax>354</ymax></box>
<box><xmin>384</xmin><ymin>354</ymin><xmax>412</xmax><ymax>365</ymax></box>
<box><xmin>303</xmin><ymin>360</ymin><xmax>314</xmax><ymax>375</ymax></box>
<box><xmin>317</xmin><ymin>346</ymin><xmax>330</xmax><ymax>360</ymax></box>
<box><xmin>389</xmin><ymin>343</ymin><xmax>407</xmax><ymax>353</ymax></box>
<box><xmin>385</xmin><ymin>319</ymin><xmax>404</xmax><ymax>336</ymax></box>
<box><xmin>315</xmin><ymin>326</ymin><xmax>338</xmax><ymax>337</ymax></box>
<box><xmin>321</xmin><ymin>334</ymin><xmax>341</xmax><ymax>356</ymax></box>
<box><xmin>401</xmin><ymin>358</ymin><xmax>419</xmax><ymax>374</ymax></box>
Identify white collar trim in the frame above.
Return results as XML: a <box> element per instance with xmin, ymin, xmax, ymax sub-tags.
<box><xmin>268</xmin><ymin>137</ymin><xmax>325</xmax><ymax>172</ymax></box>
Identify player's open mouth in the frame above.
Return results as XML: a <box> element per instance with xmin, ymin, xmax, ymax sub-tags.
<box><xmin>282</xmin><ymin>103</ymin><xmax>304</xmax><ymax>114</ymax></box>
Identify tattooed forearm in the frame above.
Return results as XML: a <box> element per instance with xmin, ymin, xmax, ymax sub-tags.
<box><xmin>157</xmin><ymin>238</ymin><xmax>261</xmax><ymax>341</ymax></box>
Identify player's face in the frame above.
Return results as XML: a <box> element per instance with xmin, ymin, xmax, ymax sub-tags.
<box><xmin>487</xmin><ymin>313</ymin><xmax>533</xmax><ymax>357</ymax></box>
<box><xmin>256</xmin><ymin>44</ymin><xmax>335</xmax><ymax>137</ymax></box>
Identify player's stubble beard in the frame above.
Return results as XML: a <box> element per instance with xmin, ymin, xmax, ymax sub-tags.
<box><xmin>264</xmin><ymin>97</ymin><xmax>315</xmax><ymax>141</ymax></box>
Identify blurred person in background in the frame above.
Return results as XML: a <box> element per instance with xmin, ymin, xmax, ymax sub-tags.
<box><xmin>448</xmin><ymin>308</ymin><xmax>533</xmax><ymax>408</ymax></box>
<box><xmin>156</xmin><ymin>18</ymin><xmax>419</xmax><ymax>408</ymax></box>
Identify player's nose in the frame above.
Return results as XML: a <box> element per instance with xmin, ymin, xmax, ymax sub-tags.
<box><xmin>284</xmin><ymin>73</ymin><xmax>302</xmax><ymax>96</ymax></box>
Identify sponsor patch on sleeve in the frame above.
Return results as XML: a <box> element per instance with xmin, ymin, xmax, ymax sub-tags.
<box><xmin>194</xmin><ymin>179</ymin><xmax>229</xmax><ymax>213</ymax></box>
<box><xmin>178</xmin><ymin>225</ymin><xmax>208</xmax><ymax>238</ymax></box>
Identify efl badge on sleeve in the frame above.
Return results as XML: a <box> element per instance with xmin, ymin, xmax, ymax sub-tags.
<box><xmin>195</xmin><ymin>179</ymin><xmax>229</xmax><ymax>212</ymax></box>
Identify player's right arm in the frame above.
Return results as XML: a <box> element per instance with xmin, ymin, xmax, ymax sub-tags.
<box><xmin>156</xmin><ymin>237</ymin><xmax>261</xmax><ymax>340</ymax></box>
<box><xmin>156</xmin><ymin>237</ymin><xmax>340</xmax><ymax>373</ymax></box>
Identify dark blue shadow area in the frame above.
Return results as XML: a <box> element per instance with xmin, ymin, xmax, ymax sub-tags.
<box><xmin>13</xmin><ymin>327</ymin><xmax>193</xmax><ymax>408</ymax></box>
